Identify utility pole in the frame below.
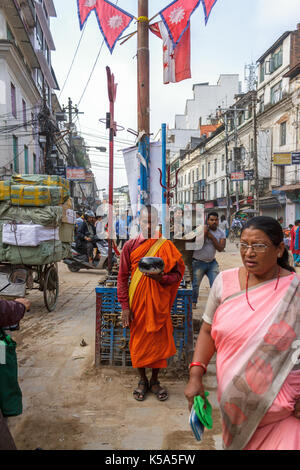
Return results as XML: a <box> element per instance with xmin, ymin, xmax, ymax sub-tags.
<box><xmin>224</xmin><ymin>112</ymin><xmax>231</xmax><ymax>227</ymax></box>
<box><xmin>137</xmin><ymin>0</ymin><xmax>150</xmax><ymax>205</ymax></box>
<box><xmin>252</xmin><ymin>92</ymin><xmax>259</xmax><ymax>212</ymax></box>
<box><xmin>64</xmin><ymin>97</ymin><xmax>84</xmax><ymax>199</ymax></box>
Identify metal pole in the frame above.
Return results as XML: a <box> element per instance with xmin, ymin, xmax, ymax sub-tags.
<box><xmin>224</xmin><ymin>113</ymin><xmax>231</xmax><ymax>227</ymax></box>
<box><xmin>106</xmin><ymin>67</ymin><xmax>117</xmax><ymax>273</ymax></box>
<box><xmin>252</xmin><ymin>92</ymin><xmax>259</xmax><ymax>212</ymax></box>
<box><xmin>137</xmin><ymin>0</ymin><xmax>150</xmax><ymax>204</ymax></box>
<box><xmin>161</xmin><ymin>124</ymin><xmax>167</xmax><ymax>236</ymax></box>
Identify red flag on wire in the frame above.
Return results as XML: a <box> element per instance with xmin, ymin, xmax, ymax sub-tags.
<box><xmin>150</xmin><ymin>21</ymin><xmax>191</xmax><ymax>84</ymax></box>
<box><xmin>77</xmin><ymin>0</ymin><xmax>134</xmax><ymax>53</ymax></box>
<box><xmin>201</xmin><ymin>0</ymin><xmax>218</xmax><ymax>24</ymax></box>
<box><xmin>77</xmin><ymin>0</ymin><xmax>97</xmax><ymax>28</ymax></box>
<box><xmin>159</xmin><ymin>0</ymin><xmax>200</xmax><ymax>48</ymax></box>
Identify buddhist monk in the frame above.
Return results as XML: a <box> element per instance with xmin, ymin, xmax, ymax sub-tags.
<box><xmin>117</xmin><ymin>205</ymin><xmax>185</xmax><ymax>402</ymax></box>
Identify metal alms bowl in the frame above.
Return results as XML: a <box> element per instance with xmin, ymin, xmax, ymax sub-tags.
<box><xmin>138</xmin><ymin>257</ymin><xmax>165</xmax><ymax>274</ymax></box>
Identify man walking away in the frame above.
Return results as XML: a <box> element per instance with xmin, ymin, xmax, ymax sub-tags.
<box><xmin>192</xmin><ymin>212</ymin><xmax>226</xmax><ymax>309</ymax></box>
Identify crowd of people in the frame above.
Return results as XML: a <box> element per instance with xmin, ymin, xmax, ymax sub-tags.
<box><xmin>1</xmin><ymin>205</ymin><xmax>299</xmax><ymax>450</ymax></box>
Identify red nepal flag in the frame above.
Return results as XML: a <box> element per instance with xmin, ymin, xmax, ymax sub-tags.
<box><xmin>77</xmin><ymin>0</ymin><xmax>98</xmax><ymax>29</ymax></box>
<box><xmin>150</xmin><ymin>21</ymin><xmax>191</xmax><ymax>84</ymax></box>
<box><xmin>95</xmin><ymin>0</ymin><xmax>134</xmax><ymax>53</ymax></box>
<box><xmin>201</xmin><ymin>0</ymin><xmax>218</xmax><ymax>24</ymax></box>
<box><xmin>159</xmin><ymin>0</ymin><xmax>201</xmax><ymax>48</ymax></box>
<box><xmin>77</xmin><ymin>0</ymin><xmax>134</xmax><ymax>53</ymax></box>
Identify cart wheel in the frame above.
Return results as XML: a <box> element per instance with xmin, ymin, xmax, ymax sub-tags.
<box><xmin>43</xmin><ymin>265</ymin><xmax>59</xmax><ymax>312</ymax></box>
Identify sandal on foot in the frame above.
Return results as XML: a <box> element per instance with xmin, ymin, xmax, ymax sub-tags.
<box><xmin>149</xmin><ymin>380</ymin><xmax>168</xmax><ymax>401</ymax></box>
<box><xmin>133</xmin><ymin>379</ymin><xmax>149</xmax><ymax>401</ymax></box>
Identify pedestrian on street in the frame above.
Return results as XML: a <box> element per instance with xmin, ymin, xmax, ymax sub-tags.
<box><xmin>290</xmin><ymin>220</ymin><xmax>300</xmax><ymax>267</ymax></box>
<box><xmin>117</xmin><ymin>205</ymin><xmax>185</xmax><ymax>402</ymax></box>
<box><xmin>219</xmin><ymin>215</ymin><xmax>229</xmax><ymax>238</ymax></box>
<box><xmin>192</xmin><ymin>212</ymin><xmax>226</xmax><ymax>309</ymax></box>
<box><xmin>75</xmin><ymin>210</ymin><xmax>97</xmax><ymax>266</ymax></box>
<box><xmin>185</xmin><ymin>216</ymin><xmax>300</xmax><ymax>450</ymax></box>
<box><xmin>0</xmin><ymin>297</ymin><xmax>30</xmax><ymax>450</ymax></box>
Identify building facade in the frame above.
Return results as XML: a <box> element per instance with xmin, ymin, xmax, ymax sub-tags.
<box><xmin>171</xmin><ymin>24</ymin><xmax>300</xmax><ymax>226</ymax></box>
<box><xmin>0</xmin><ymin>0</ymin><xmax>58</xmax><ymax>177</ymax></box>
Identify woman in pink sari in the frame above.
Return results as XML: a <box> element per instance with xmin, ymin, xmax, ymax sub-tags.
<box><xmin>185</xmin><ymin>216</ymin><xmax>300</xmax><ymax>450</ymax></box>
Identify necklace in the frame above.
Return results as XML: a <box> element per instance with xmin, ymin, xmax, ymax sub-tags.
<box><xmin>246</xmin><ymin>267</ymin><xmax>281</xmax><ymax>311</ymax></box>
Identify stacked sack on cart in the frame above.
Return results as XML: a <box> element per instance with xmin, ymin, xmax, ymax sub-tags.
<box><xmin>0</xmin><ymin>174</ymin><xmax>76</xmax><ymax>265</ymax></box>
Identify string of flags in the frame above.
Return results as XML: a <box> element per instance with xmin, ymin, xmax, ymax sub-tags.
<box><xmin>77</xmin><ymin>0</ymin><xmax>218</xmax><ymax>81</ymax></box>
<box><xmin>77</xmin><ymin>0</ymin><xmax>134</xmax><ymax>53</ymax></box>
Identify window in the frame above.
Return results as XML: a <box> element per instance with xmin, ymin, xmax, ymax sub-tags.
<box><xmin>24</xmin><ymin>146</ymin><xmax>29</xmax><ymax>174</ymax></box>
<box><xmin>7</xmin><ymin>23</ymin><xmax>15</xmax><ymax>42</ymax></box>
<box><xmin>22</xmin><ymin>99</ymin><xmax>27</xmax><ymax>130</ymax></box>
<box><xmin>11</xmin><ymin>83</ymin><xmax>16</xmax><ymax>118</ymax></box>
<box><xmin>36</xmin><ymin>19</ymin><xmax>44</xmax><ymax>50</ymax></box>
<box><xmin>207</xmin><ymin>184</ymin><xmax>210</xmax><ymax>200</ymax></box>
<box><xmin>214</xmin><ymin>182</ymin><xmax>217</xmax><ymax>199</ymax></box>
<box><xmin>221</xmin><ymin>179</ymin><xmax>225</xmax><ymax>197</ymax></box>
<box><xmin>270</xmin><ymin>47</ymin><xmax>283</xmax><ymax>73</ymax></box>
<box><xmin>202</xmin><ymin>165</ymin><xmax>205</xmax><ymax>179</ymax></box>
<box><xmin>280</xmin><ymin>121</ymin><xmax>287</xmax><ymax>146</ymax></box>
<box><xmin>271</xmin><ymin>81</ymin><xmax>282</xmax><ymax>105</ymax></box>
<box><xmin>222</xmin><ymin>154</ymin><xmax>225</xmax><ymax>172</ymax></box>
<box><xmin>37</xmin><ymin>69</ymin><xmax>44</xmax><ymax>95</ymax></box>
<box><xmin>214</xmin><ymin>159</ymin><xmax>217</xmax><ymax>174</ymax></box>
<box><xmin>259</xmin><ymin>63</ymin><xmax>265</xmax><ymax>83</ymax></box>
<box><xmin>45</xmin><ymin>42</ymin><xmax>50</xmax><ymax>64</ymax></box>
<box><xmin>33</xmin><ymin>154</ymin><xmax>37</xmax><ymax>174</ymax></box>
<box><xmin>208</xmin><ymin>162</ymin><xmax>211</xmax><ymax>177</ymax></box>
<box><xmin>13</xmin><ymin>136</ymin><xmax>19</xmax><ymax>173</ymax></box>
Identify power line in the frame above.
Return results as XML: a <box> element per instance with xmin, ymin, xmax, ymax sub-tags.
<box><xmin>77</xmin><ymin>0</ymin><xmax>120</xmax><ymax>106</ymax></box>
<box><xmin>59</xmin><ymin>23</ymin><xmax>87</xmax><ymax>99</ymax></box>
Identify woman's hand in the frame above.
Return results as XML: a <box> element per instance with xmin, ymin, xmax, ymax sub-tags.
<box><xmin>121</xmin><ymin>309</ymin><xmax>133</xmax><ymax>328</ymax></box>
<box><xmin>294</xmin><ymin>397</ymin><xmax>300</xmax><ymax>419</ymax></box>
<box><xmin>184</xmin><ymin>370</ymin><xmax>206</xmax><ymax>411</ymax></box>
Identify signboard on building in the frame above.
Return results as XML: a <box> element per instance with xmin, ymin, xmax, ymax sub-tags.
<box><xmin>66</xmin><ymin>167</ymin><xmax>86</xmax><ymax>180</ymax></box>
<box><xmin>273</xmin><ymin>153</ymin><xmax>292</xmax><ymax>165</ymax></box>
<box><xmin>231</xmin><ymin>171</ymin><xmax>244</xmax><ymax>181</ymax></box>
<box><xmin>217</xmin><ymin>197</ymin><xmax>227</xmax><ymax>207</ymax></box>
<box><xmin>292</xmin><ymin>152</ymin><xmax>300</xmax><ymax>165</ymax></box>
<box><xmin>54</xmin><ymin>166</ymin><xmax>66</xmax><ymax>177</ymax></box>
<box><xmin>244</xmin><ymin>170</ymin><xmax>254</xmax><ymax>180</ymax></box>
<box><xmin>204</xmin><ymin>201</ymin><xmax>215</xmax><ymax>209</ymax></box>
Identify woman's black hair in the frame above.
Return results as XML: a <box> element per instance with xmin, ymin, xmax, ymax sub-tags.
<box><xmin>241</xmin><ymin>216</ymin><xmax>295</xmax><ymax>273</ymax></box>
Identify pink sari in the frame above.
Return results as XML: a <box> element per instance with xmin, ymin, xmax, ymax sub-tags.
<box><xmin>211</xmin><ymin>268</ymin><xmax>300</xmax><ymax>450</ymax></box>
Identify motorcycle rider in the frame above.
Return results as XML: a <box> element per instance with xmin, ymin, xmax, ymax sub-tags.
<box><xmin>75</xmin><ymin>210</ymin><xmax>98</xmax><ymax>266</ymax></box>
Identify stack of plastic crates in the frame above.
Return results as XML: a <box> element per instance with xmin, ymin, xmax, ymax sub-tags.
<box><xmin>95</xmin><ymin>286</ymin><xmax>192</xmax><ymax>367</ymax></box>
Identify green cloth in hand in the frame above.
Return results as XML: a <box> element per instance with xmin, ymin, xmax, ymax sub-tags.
<box><xmin>194</xmin><ymin>392</ymin><xmax>213</xmax><ymax>429</ymax></box>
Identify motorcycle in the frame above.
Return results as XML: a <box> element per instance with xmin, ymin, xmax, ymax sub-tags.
<box><xmin>63</xmin><ymin>238</ymin><xmax>116</xmax><ymax>272</ymax></box>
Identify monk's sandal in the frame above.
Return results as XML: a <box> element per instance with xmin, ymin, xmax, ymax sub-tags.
<box><xmin>133</xmin><ymin>379</ymin><xmax>149</xmax><ymax>401</ymax></box>
<box><xmin>149</xmin><ymin>380</ymin><xmax>169</xmax><ymax>401</ymax></box>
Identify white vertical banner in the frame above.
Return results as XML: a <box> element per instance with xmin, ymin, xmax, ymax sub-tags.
<box><xmin>122</xmin><ymin>146</ymin><xmax>139</xmax><ymax>218</ymax></box>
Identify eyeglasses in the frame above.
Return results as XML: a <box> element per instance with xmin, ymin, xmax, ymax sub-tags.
<box><xmin>239</xmin><ymin>242</ymin><xmax>270</xmax><ymax>253</ymax></box>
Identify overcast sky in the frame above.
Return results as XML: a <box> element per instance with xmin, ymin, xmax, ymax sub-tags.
<box><xmin>51</xmin><ymin>0</ymin><xmax>300</xmax><ymax>191</ymax></box>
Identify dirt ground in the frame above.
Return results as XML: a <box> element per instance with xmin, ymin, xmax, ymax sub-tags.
<box><xmin>6</xmin><ymin>242</ymin><xmax>294</xmax><ymax>451</ymax></box>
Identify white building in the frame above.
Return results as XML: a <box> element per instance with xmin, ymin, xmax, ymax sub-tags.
<box><xmin>0</xmin><ymin>0</ymin><xmax>58</xmax><ymax>176</ymax></box>
<box><xmin>167</xmin><ymin>74</ymin><xmax>241</xmax><ymax>164</ymax></box>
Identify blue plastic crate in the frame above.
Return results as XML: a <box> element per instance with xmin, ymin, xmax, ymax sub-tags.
<box><xmin>95</xmin><ymin>286</ymin><xmax>192</xmax><ymax>367</ymax></box>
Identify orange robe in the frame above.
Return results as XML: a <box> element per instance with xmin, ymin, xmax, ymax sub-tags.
<box><xmin>129</xmin><ymin>238</ymin><xmax>185</xmax><ymax>369</ymax></box>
